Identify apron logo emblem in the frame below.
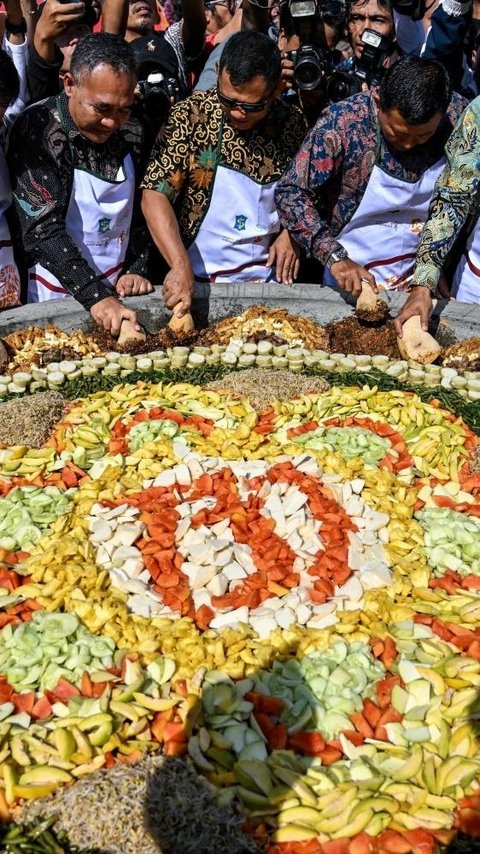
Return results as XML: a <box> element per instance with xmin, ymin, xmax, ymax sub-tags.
<box><xmin>98</xmin><ymin>218</ymin><xmax>111</xmax><ymax>234</ymax></box>
<box><xmin>234</xmin><ymin>215</ymin><xmax>247</xmax><ymax>231</ymax></box>
<box><xmin>147</xmin><ymin>39</ymin><xmax>156</xmax><ymax>52</ymax></box>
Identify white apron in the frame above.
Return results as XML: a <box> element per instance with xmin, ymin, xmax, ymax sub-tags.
<box><xmin>324</xmin><ymin>154</ymin><xmax>445</xmax><ymax>291</ymax></box>
<box><xmin>452</xmin><ymin>218</ymin><xmax>480</xmax><ymax>303</ymax></box>
<box><xmin>0</xmin><ymin>145</ymin><xmax>20</xmax><ymax>309</ymax></box>
<box><xmin>27</xmin><ymin>154</ymin><xmax>135</xmax><ymax>302</ymax></box>
<box><xmin>187</xmin><ymin>163</ymin><xmax>278</xmax><ymax>283</ymax></box>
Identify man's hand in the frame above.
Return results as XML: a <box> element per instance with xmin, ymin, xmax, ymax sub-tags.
<box><xmin>36</xmin><ymin>0</ymin><xmax>85</xmax><ymax>43</ymax></box>
<box><xmin>329</xmin><ymin>259</ymin><xmax>377</xmax><ymax>297</ymax></box>
<box><xmin>394</xmin><ymin>286</ymin><xmax>433</xmax><ymax>338</ymax></box>
<box><xmin>162</xmin><ymin>263</ymin><xmax>194</xmax><ymax>316</ymax></box>
<box><xmin>90</xmin><ymin>296</ymin><xmax>140</xmax><ymax>336</ymax></box>
<box><xmin>268</xmin><ymin>230</ymin><xmax>300</xmax><ymax>285</ymax></box>
<box><xmin>280</xmin><ymin>53</ymin><xmax>295</xmax><ymax>91</ymax></box>
<box><xmin>115</xmin><ymin>274</ymin><xmax>154</xmax><ymax>297</ymax></box>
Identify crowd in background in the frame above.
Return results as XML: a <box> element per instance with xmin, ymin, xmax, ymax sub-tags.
<box><xmin>0</xmin><ymin>0</ymin><xmax>479</xmax><ymax>336</ymax></box>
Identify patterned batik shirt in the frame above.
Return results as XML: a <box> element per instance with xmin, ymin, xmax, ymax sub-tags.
<box><xmin>274</xmin><ymin>90</ymin><xmax>467</xmax><ymax>266</ymax></box>
<box><xmin>141</xmin><ymin>88</ymin><xmax>308</xmax><ymax>247</ymax></box>
<box><xmin>7</xmin><ymin>92</ymin><xmax>150</xmax><ymax>312</ymax></box>
<box><xmin>412</xmin><ymin>96</ymin><xmax>480</xmax><ymax>292</ymax></box>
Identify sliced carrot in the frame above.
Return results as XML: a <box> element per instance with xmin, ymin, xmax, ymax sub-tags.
<box><xmin>268</xmin><ymin>723</ymin><xmax>288</xmax><ymax>751</ymax></box>
<box><xmin>32</xmin><ymin>695</ymin><xmax>53</xmax><ymax>719</ymax></box>
<box><xmin>362</xmin><ymin>698</ymin><xmax>381</xmax><ymax>729</ymax></box>
<box><xmin>378</xmin><ymin>706</ymin><xmax>402</xmax><ymax>726</ymax></box>
<box><xmin>245</xmin><ymin>692</ymin><xmax>283</xmax><ymax>716</ymax></box>
<box><xmin>377</xmin><ymin>675</ymin><xmax>402</xmax><ymax>709</ymax></box>
<box><xmin>288</xmin><ymin>731</ymin><xmax>326</xmax><ymax>756</ymax></box>
<box><xmin>319</xmin><ymin>746</ymin><xmax>342</xmax><ymax>765</ymax></box>
<box><xmin>349</xmin><ymin>712</ymin><xmax>374</xmax><ymax>738</ymax></box>
<box><xmin>163</xmin><ymin>740</ymin><xmax>188</xmax><ymax>757</ymax></box>
<box><xmin>377</xmin><ymin>830</ymin><xmax>411</xmax><ymax>853</ymax></box>
<box><xmin>381</xmin><ymin>635</ymin><xmax>398</xmax><ymax>670</ymax></box>
<box><xmin>80</xmin><ymin>672</ymin><xmax>93</xmax><ymax>698</ymax></box>
<box><xmin>12</xmin><ymin>691</ymin><xmax>35</xmax><ymax>715</ymax></box>
<box><xmin>342</xmin><ymin>730</ymin><xmax>365</xmax><ymax>747</ymax></box>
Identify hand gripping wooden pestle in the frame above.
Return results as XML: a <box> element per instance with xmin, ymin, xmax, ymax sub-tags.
<box><xmin>355</xmin><ymin>279</ymin><xmax>389</xmax><ymax>323</ymax></box>
<box><xmin>168</xmin><ymin>300</ymin><xmax>195</xmax><ymax>334</ymax></box>
<box><xmin>117</xmin><ymin>318</ymin><xmax>147</xmax><ymax>347</ymax></box>
<box><xmin>396</xmin><ymin>299</ymin><xmax>441</xmax><ymax>365</ymax></box>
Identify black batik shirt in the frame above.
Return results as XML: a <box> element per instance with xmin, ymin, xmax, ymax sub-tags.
<box><xmin>7</xmin><ymin>92</ymin><xmax>150</xmax><ymax>311</ymax></box>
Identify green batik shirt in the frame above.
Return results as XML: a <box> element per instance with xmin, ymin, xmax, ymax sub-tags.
<box><xmin>412</xmin><ymin>96</ymin><xmax>480</xmax><ymax>292</ymax></box>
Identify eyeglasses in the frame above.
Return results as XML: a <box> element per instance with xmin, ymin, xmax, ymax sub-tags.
<box><xmin>216</xmin><ymin>86</ymin><xmax>273</xmax><ymax>113</ymax></box>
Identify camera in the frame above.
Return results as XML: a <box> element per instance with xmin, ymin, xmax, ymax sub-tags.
<box><xmin>326</xmin><ymin>28</ymin><xmax>394</xmax><ymax>101</ymax></box>
<box><xmin>289</xmin><ymin>44</ymin><xmax>331</xmax><ymax>90</ymax></box>
<box><xmin>137</xmin><ymin>72</ymin><xmax>180</xmax><ymax>121</ymax></box>
<box><xmin>289</xmin><ymin>0</ymin><xmax>345</xmax><ymax>26</ymax></box>
<box><xmin>287</xmin><ymin>0</ymin><xmax>343</xmax><ymax>91</ymax></box>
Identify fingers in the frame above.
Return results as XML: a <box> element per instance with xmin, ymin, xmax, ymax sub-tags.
<box><xmin>418</xmin><ymin>302</ymin><xmax>431</xmax><ymax>332</ymax></box>
<box><xmin>394</xmin><ymin>287</ymin><xmax>433</xmax><ymax>337</ymax></box>
<box><xmin>293</xmin><ymin>255</ymin><xmax>300</xmax><ymax>281</ymax></box>
<box><xmin>117</xmin><ymin>275</ymin><xmax>154</xmax><ymax>296</ymax></box>
<box><xmin>393</xmin><ymin>315</ymin><xmax>405</xmax><ymax>338</ymax></box>
<box><xmin>111</xmin><ymin>307</ymin><xmax>138</xmax><ymax>337</ymax></box>
<box><xmin>174</xmin><ymin>293</ymin><xmax>192</xmax><ymax>315</ymax></box>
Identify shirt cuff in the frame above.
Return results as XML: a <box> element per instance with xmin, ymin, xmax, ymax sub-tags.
<box><xmin>441</xmin><ymin>0</ymin><xmax>471</xmax><ymax>16</ymax></box>
<box><xmin>75</xmin><ymin>281</ymin><xmax>115</xmax><ymax>313</ymax></box>
<box><xmin>410</xmin><ymin>262</ymin><xmax>440</xmax><ymax>293</ymax></box>
<box><xmin>311</xmin><ymin>232</ymin><xmax>344</xmax><ymax>265</ymax></box>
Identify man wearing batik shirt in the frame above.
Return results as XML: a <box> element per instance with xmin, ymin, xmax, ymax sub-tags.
<box><xmin>141</xmin><ymin>31</ymin><xmax>307</xmax><ymax>319</ymax></box>
<box><xmin>8</xmin><ymin>33</ymin><xmax>153</xmax><ymax>335</ymax></box>
<box><xmin>275</xmin><ymin>56</ymin><xmax>465</xmax><ymax>297</ymax></box>
<box><xmin>395</xmin><ymin>96</ymin><xmax>480</xmax><ymax>335</ymax></box>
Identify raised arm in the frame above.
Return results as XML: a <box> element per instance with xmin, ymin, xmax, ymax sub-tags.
<box><xmin>180</xmin><ymin>0</ymin><xmax>207</xmax><ymax>57</ymax></box>
<box><xmin>101</xmin><ymin>0</ymin><xmax>129</xmax><ymax>36</ymax></box>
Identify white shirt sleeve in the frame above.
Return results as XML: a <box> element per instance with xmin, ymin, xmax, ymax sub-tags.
<box><xmin>2</xmin><ymin>35</ymin><xmax>29</xmax><ymax>128</ymax></box>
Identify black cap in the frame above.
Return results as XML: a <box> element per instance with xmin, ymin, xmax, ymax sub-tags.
<box><xmin>130</xmin><ymin>34</ymin><xmax>178</xmax><ymax>80</ymax></box>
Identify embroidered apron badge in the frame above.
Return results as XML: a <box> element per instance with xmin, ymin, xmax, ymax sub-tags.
<box><xmin>234</xmin><ymin>215</ymin><xmax>247</xmax><ymax>231</ymax></box>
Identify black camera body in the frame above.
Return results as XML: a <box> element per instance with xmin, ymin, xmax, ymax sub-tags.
<box><xmin>290</xmin><ymin>43</ymin><xmax>331</xmax><ymax>90</ymax></box>
<box><xmin>287</xmin><ymin>0</ymin><xmax>344</xmax><ymax>91</ymax></box>
<box><xmin>137</xmin><ymin>72</ymin><xmax>180</xmax><ymax>121</ymax></box>
<box><xmin>326</xmin><ymin>28</ymin><xmax>394</xmax><ymax>102</ymax></box>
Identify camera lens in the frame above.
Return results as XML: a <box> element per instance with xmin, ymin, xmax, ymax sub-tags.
<box><xmin>325</xmin><ymin>70</ymin><xmax>360</xmax><ymax>102</ymax></box>
<box><xmin>294</xmin><ymin>45</ymin><xmax>326</xmax><ymax>90</ymax></box>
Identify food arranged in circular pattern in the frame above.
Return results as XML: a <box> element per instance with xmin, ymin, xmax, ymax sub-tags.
<box><xmin>0</xmin><ymin>378</ymin><xmax>480</xmax><ymax>852</ymax></box>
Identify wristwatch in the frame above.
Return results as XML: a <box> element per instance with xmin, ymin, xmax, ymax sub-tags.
<box><xmin>325</xmin><ymin>247</ymin><xmax>349</xmax><ymax>268</ymax></box>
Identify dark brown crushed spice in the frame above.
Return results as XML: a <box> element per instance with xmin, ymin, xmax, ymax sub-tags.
<box><xmin>326</xmin><ymin>317</ymin><xmax>401</xmax><ymax>359</ymax></box>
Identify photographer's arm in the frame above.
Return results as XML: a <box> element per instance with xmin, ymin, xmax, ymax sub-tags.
<box><xmin>422</xmin><ymin>0</ymin><xmax>471</xmax><ymax>91</ymax></box>
<box><xmin>32</xmin><ymin>0</ymin><xmax>84</xmax><ymax>63</ymax></box>
<box><xmin>241</xmin><ymin>0</ymin><xmax>270</xmax><ymax>33</ymax></box>
<box><xmin>101</xmin><ymin>0</ymin><xmax>129</xmax><ymax>36</ymax></box>
<box><xmin>180</xmin><ymin>0</ymin><xmax>207</xmax><ymax>58</ymax></box>
<box><xmin>4</xmin><ymin>0</ymin><xmax>25</xmax><ymax>45</ymax></box>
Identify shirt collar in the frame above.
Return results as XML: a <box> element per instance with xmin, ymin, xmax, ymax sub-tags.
<box><xmin>58</xmin><ymin>91</ymin><xmax>84</xmax><ymax>143</ymax></box>
<box><xmin>57</xmin><ymin>90</ymin><xmax>127</xmax><ymax>149</ymax></box>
